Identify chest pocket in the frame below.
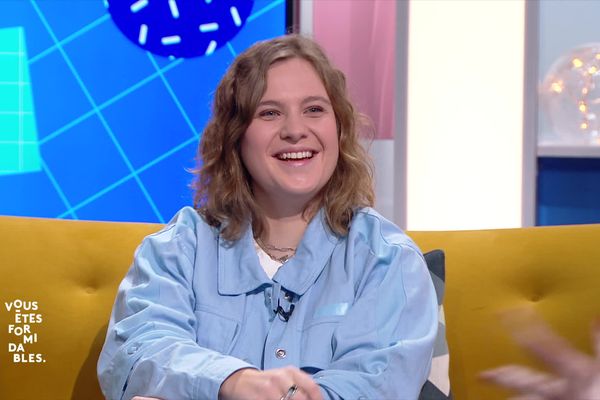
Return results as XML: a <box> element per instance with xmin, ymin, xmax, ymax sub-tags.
<box><xmin>194</xmin><ymin>306</ymin><xmax>239</xmax><ymax>354</ymax></box>
<box><xmin>298</xmin><ymin>316</ymin><xmax>343</xmax><ymax>371</ymax></box>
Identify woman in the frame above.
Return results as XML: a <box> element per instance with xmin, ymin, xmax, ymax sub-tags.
<box><xmin>98</xmin><ymin>34</ymin><xmax>438</xmax><ymax>400</ymax></box>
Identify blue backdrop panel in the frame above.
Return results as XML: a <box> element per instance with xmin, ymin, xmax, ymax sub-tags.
<box><xmin>0</xmin><ymin>0</ymin><xmax>286</xmax><ymax>223</ymax></box>
<box><xmin>537</xmin><ymin>157</ymin><xmax>600</xmax><ymax>225</ymax></box>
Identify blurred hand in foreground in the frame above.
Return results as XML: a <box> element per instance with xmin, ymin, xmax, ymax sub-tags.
<box><xmin>480</xmin><ymin>308</ymin><xmax>600</xmax><ymax>400</ymax></box>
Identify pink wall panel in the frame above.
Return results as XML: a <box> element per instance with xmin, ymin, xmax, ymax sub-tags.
<box><xmin>313</xmin><ymin>0</ymin><xmax>396</xmax><ymax>139</ymax></box>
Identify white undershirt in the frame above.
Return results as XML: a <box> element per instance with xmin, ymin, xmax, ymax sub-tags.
<box><xmin>254</xmin><ymin>239</ymin><xmax>284</xmax><ymax>279</ymax></box>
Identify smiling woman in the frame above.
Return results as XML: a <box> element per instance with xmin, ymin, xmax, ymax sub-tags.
<box><xmin>195</xmin><ymin>35</ymin><xmax>374</xmax><ymax>243</ymax></box>
<box><xmin>97</xmin><ymin>34</ymin><xmax>438</xmax><ymax>400</ymax></box>
<box><xmin>241</xmin><ymin>58</ymin><xmax>340</xmax><ymax>229</ymax></box>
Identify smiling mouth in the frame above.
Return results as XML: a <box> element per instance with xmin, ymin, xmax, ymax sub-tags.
<box><xmin>275</xmin><ymin>151</ymin><xmax>315</xmax><ymax>161</ymax></box>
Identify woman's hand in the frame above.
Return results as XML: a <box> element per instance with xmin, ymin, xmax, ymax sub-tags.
<box><xmin>480</xmin><ymin>310</ymin><xmax>600</xmax><ymax>400</ymax></box>
<box><xmin>219</xmin><ymin>367</ymin><xmax>324</xmax><ymax>400</ymax></box>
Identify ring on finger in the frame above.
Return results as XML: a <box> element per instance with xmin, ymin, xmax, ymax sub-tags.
<box><xmin>281</xmin><ymin>384</ymin><xmax>299</xmax><ymax>400</ymax></box>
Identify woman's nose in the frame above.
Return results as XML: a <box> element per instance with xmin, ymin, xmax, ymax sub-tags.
<box><xmin>280</xmin><ymin>113</ymin><xmax>307</xmax><ymax>142</ymax></box>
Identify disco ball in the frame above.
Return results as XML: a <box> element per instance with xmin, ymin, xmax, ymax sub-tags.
<box><xmin>541</xmin><ymin>43</ymin><xmax>600</xmax><ymax>145</ymax></box>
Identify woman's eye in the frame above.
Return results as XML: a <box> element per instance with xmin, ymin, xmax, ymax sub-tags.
<box><xmin>306</xmin><ymin>106</ymin><xmax>324</xmax><ymax>114</ymax></box>
<box><xmin>258</xmin><ymin>110</ymin><xmax>280</xmax><ymax>119</ymax></box>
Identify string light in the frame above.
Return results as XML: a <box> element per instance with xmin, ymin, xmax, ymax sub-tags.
<box><xmin>543</xmin><ymin>44</ymin><xmax>600</xmax><ymax>144</ymax></box>
<box><xmin>551</xmin><ymin>82</ymin><xmax>563</xmax><ymax>93</ymax></box>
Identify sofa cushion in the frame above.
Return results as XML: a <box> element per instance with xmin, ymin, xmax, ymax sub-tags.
<box><xmin>420</xmin><ymin>249</ymin><xmax>452</xmax><ymax>400</ymax></box>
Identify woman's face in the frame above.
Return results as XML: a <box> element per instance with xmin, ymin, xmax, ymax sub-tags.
<box><xmin>240</xmin><ymin>57</ymin><xmax>339</xmax><ymax>211</ymax></box>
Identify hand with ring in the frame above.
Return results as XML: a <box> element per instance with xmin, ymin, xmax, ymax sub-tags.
<box><xmin>218</xmin><ymin>366</ymin><xmax>323</xmax><ymax>400</ymax></box>
<box><xmin>281</xmin><ymin>384</ymin><xmax>298</xmax><ymax>400</ymax></box>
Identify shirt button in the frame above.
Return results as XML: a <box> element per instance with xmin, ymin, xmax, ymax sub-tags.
<box><xmin>275</xmin><ymin>348</ymin><xmax>287</xmax><ymax>359</ymax></box>
<box><xmin>284</xmin><ymin>292</ymin><xmax>293</xmax><ymax>301</ymax></box>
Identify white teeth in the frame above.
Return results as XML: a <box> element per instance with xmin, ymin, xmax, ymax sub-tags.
<box><xmin>277</xmin><ymin>151</ymin><xmax>313</xmax><ymax>160</ymax></box>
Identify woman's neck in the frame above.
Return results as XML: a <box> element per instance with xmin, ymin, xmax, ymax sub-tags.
<box><xmin>253</xmin><ymin>191</ymin><xmax>314</xmax><ymax>249</ymax></box>
<box><xmin>254</xmin><ymin>188</ymin><xmax>312</xmax><ymax>249</ymax></box>
<box><xmin>262</xmin><ymin>212</ymin><xmax>309</xmax><ymax>249</ymax></box>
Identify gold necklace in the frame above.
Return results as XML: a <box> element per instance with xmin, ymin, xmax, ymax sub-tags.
<box><xmin>256</xmin><ymin>237</ymin><xmax>296</xmax><ymax>263</ymax></box>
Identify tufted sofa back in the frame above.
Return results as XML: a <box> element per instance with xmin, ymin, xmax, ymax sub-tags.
<box><xmin>0</xmin><ymin>216</ymin><xmax>161</xmax><ymax>400</ymax></box>
<box><xmin>410</xmin><ymin>224</ymin><xmax>600</xmax><ymax>399</ymax></box>
<box><xmin>1</xmin><ymin>215</ymin><xmax>600</xmax><ymax>399</ymax></box>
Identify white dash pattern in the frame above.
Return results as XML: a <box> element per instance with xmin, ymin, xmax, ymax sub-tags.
<box><xmin>130</xmin><ymin>0</ymin><xmax>148</xmax><ymax>13</ymax></box>
<box><xmin>161</xmin><ymin>35</ymin><xmax>181</xmax><ymax>45</ymax></box>
<box><xmin>205</xmin><ymin>40</ymin><xmax>217</xmax><ymax>56</ymax></box>
<box><xmin>168</xmin><ymin>0</ymin><xmax>180</xmax><ymax>18</ymax></box>
<box><xmin>199</xmin><ymin>22</ymin><xmax>219</xmax><ymax>33</ymax></box>
<box><xmin>230</xmin><ymin>6</ymin><xmax>242</xmax><ymax>27</ymax></box>
<box><xmin>138</xmin><ymin>24</ymin><xmax>148</xmax><ymax>45</ymax></box>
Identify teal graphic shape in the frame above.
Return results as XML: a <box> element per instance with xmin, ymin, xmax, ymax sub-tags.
<box><xmin>0</xmin><ymin>26</ymin><xmax>41</xmax><ymax>175</ymax></box>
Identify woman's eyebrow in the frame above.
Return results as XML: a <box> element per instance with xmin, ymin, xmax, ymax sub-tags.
<box><xmin>256</xmin><ymin>100</ymin><xmax>283</xmax><ymax>108</ymax></box>
<box><xmin>302</xmin><ymin>95</ymin><xmax>331</xmax><ymax>105</ymax></box>
<box><xmin>257</xmin><ymin>96</ymin><xmax>331</xmax><ymax>108</ymax></box>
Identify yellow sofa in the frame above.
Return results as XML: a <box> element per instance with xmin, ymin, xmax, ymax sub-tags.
<box><xmin>1</xmin><ymin>215</ymin><xmax>600</xmax><ymax>400</ymax></box>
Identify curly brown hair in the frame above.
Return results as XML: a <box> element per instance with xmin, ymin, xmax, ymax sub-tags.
<box><xmin>192</xmin><ymin>34</ymin><xmax>374</xmax><ymax>241</ymax></box>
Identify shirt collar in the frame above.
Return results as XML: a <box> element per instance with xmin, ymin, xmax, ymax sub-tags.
<box><xmin>217</xmin><ymin>208</ymin><xmax>340</xmax><ymax>296</ymax></box>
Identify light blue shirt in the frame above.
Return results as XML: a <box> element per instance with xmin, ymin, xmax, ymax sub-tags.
<box><xmin>98</xmin><ymin>206</ymin><xmax>438</xmax><ymax>399</ymax></box>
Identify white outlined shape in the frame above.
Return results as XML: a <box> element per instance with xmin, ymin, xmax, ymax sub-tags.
<box><xmin>0</xmin><ymin>26</ymin><xmax>41</xmax><ymax>175</ymax></box>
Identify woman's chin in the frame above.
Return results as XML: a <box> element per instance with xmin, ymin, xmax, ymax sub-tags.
<box><xmin>275</xmin><ymin>187</ymin><xmax>321</xmax><ymax>205</ymax></box>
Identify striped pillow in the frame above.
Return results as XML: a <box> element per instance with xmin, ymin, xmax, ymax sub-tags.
<box><xmin>420</xmin><ymin>250</ymin><xmax>452</xmax><ymax>400</ymax></box>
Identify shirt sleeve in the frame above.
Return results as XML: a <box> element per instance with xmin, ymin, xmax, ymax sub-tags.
<box><xmin>97</xmin><ymin>214</ymin><xmax>253</xmax><ymax>400</ymax></box>
<box><xmin>314</xmin><ymin>243</ymin><xmax>439</xmax><ymax>399</ymax></box>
